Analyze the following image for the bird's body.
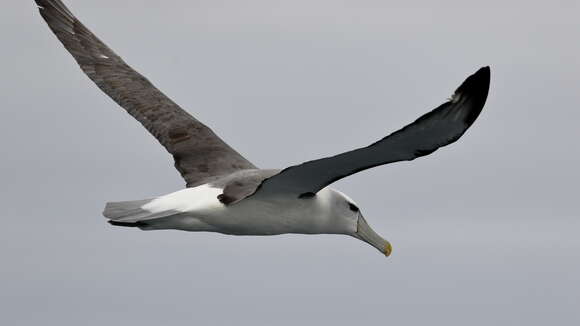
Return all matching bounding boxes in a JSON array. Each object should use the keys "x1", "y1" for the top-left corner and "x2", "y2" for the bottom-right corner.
[
  {"x1": 34, "y1": 0, "x2": 490, "y2": 256},
  {"x1": 105, "y1": 171, "x2": 357, "y2": 237}
]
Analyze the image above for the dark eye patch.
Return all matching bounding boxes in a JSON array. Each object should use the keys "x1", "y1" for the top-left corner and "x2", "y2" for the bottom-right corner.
[{"x1": 348, "y1": 202, "x2": 359, "y2": 212}]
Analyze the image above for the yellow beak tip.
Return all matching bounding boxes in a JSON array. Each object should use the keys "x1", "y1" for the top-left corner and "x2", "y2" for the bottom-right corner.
[{"x1": 384, "y1": 242, "x2": 393, "y2": 257}]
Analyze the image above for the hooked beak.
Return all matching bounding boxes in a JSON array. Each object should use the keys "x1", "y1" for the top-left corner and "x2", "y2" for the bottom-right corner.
[{"x1": 354, "y1": 216, "x2": 392, "y2": 257}]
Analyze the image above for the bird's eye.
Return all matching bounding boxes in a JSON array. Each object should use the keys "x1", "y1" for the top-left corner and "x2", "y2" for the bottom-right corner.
[{"x1": 348, "y1": 202, "x2": 359, "y2": 212}]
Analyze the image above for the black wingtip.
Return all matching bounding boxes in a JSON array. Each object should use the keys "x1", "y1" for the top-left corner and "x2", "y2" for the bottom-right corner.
[
  {"x1": 34, "y1": 0, "x2": 75, "y2": 18},
  {"x1": 34, "y1": 0, "x2": 45, "y2": 12},
  {"x1": 456, "y1": 66, "x2": 490, "y2": 96},
  {"x1": 454, "y1": 66, "x2": 491, "y2": 125},
  {"x1": 34, "y1": 0, "x2": 49, "y2": 10}
]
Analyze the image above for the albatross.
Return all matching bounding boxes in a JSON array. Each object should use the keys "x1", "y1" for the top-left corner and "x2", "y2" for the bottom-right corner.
[{"x1": 35, "y1": 0, "x2": 490, "y2": 257}]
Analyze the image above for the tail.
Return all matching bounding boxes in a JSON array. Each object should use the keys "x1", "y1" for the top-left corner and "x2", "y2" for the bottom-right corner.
[{"x1": 103, "y1": 198, "x2": 177, "y2": 227}]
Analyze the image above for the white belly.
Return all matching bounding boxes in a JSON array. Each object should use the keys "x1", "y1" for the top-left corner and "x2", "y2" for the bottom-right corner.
[{"x1": 141, "y1": 185, "x2": 342, "y2": 235}]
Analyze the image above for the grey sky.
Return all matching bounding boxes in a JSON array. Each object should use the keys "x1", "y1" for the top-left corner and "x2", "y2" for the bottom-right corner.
[{"x1": 1, "y1": 1, "x2": 579, "y2": 325}]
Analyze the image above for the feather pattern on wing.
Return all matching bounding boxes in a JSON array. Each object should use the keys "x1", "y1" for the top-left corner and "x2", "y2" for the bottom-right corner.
[
  {"x1": 247, "y1": 67, "x2": 490, "y2": 199},
  {"x1": 35, "y1": 0, "x2": 256, "y2": 186}
]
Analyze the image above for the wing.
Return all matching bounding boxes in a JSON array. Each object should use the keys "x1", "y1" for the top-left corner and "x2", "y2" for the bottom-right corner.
[
  {"x1": 34, "y1": 0, "x2": 256, "y2": 187},
  {"x1": 249, "y1": 67, "x2": 490, "y2": 199}
]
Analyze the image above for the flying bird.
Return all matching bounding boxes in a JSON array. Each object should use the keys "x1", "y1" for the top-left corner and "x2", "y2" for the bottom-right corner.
[{"x1": 35, "y1": 0, "x2": 490, "y2": 257}]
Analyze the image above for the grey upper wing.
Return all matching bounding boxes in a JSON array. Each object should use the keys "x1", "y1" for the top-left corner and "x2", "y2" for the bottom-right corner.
[
  {"x1": 34, "y1": 0, "x2": 256, "y2": 187},
  {"x1": 249, "y1": 67, "x2": 490, "y2": 199}
]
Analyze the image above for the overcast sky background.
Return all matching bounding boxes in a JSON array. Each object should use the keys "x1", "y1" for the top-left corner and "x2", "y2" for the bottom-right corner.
[{"x1": 1, "y1": 1, "x2": 579, "y2": 325}]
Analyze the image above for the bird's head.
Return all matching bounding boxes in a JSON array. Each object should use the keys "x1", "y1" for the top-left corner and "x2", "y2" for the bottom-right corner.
[{"x1": 325, "y1": 189, "x2": 392, "y2": 257}]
